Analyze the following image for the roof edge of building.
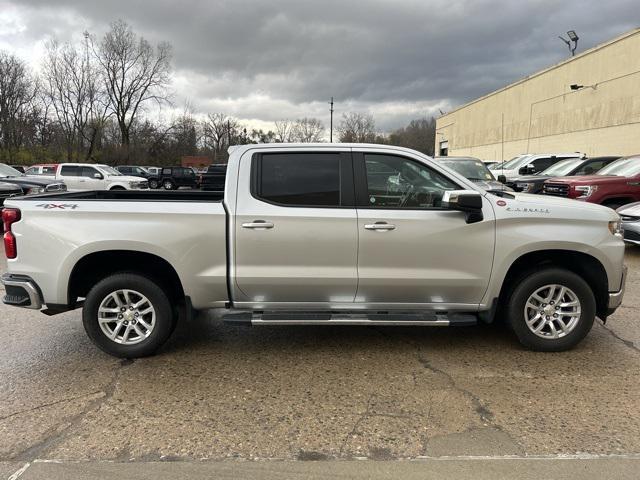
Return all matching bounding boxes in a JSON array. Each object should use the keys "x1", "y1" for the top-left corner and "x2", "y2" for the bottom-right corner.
[{"x1": 437, "y1": 27, "x2": 640, "y2": 122}]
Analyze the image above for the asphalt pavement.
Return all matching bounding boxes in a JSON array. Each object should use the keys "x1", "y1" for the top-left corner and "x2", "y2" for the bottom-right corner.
[{"x1": 1, "y1": 246, "x2": 639, "y2": 478}]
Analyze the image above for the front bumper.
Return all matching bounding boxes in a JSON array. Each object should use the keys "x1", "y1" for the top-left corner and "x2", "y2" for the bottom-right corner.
[
  {"x1": 607, "y1": 265, "x2": 627, "y2": 311},
  {"x1": 1, "y1": 273, "x2": 43, "y2": 309}
]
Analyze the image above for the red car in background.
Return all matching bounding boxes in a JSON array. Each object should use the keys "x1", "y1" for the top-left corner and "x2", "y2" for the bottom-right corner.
[{"x1": 542, "y1": 155, "x2": 640, "y2": 209}]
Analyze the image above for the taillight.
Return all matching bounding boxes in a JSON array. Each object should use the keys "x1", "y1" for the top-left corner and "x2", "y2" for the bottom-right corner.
[{"x1": 2, "y1": 208, "x2": 20, "y2": 259}]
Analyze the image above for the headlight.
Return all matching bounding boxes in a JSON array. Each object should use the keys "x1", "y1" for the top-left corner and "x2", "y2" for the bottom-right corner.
[
  {"x1": 609, "y1": 220, "x2": 623, "y2": 237},
  {"x1": 25, "y1": 186, "x2": 45, "y2": 195},
  {"x1": 575, "y1": 185, "x2": 597, "y2": 198},
  {"x1": 516, "y1": 182, "x2": 535, "y2": 192}
]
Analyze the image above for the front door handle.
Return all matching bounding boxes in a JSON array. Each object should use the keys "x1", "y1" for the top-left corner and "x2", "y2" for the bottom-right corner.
[
  {"x1": 364, "y1": 222, "x2": 396, "y2": 231},
  {"x1": 242, "y1": 220, "x2": 274, "y2": 229}
]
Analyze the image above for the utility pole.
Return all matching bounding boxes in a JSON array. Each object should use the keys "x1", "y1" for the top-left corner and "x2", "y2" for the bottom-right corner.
[
  {"x1": 329, "y1": 97, "x2": 334, "y2": 142},
  {"x1": 227, "y1": 120, "x2": 232, "y2": 147}
]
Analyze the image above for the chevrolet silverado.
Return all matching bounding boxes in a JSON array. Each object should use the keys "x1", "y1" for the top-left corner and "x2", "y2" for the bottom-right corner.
[{"x1": 1, "y1": 144, "x2": 627, "y2": 357}]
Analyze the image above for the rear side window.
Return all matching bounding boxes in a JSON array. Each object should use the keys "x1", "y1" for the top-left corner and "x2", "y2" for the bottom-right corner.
[
  {"x1": 253, "y1": 153, "x2": 343, "y2": 207},
  {"x1": 162, "y1": 168, "x2": 171, "y2": 175},
  {"x1": 60, "y1": 165, "x2": 79, "y2": 176}
]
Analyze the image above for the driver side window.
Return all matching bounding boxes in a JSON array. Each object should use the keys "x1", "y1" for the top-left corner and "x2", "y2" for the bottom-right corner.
[{"x1": 364, "y1": 154, "x2": 458, "y2": 208}]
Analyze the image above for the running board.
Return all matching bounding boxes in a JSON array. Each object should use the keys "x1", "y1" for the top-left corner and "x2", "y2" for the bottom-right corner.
[{"x1": 223, "y1": 311, "x2": 477, "y2": 327}]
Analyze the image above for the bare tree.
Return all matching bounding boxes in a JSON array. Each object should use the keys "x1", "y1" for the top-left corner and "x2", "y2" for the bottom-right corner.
[
  {"x1": 0, "y1": 51, "x2": 38, "y2": 160},
  {"x1": 202, "y1": 113, "x2": 240, "y2": 160},
  {"x1": 95, "y1": 20, "x2": 172, "y2": 155},
  {"x1": 291, "y1": 117, "x2": 324, "y2": 143},
  {"x1": 337, "y1": 112, "x2": 378, "y2": 143},
  {"x1": 43, "y1": 35, "x2": 110, "y2": 161},
  {"x1": 389, "y1": 117, "x2": 436, "y2": 156},
  {"x1": 274, "y1": 119, "x2": 293, "y2": 143}
]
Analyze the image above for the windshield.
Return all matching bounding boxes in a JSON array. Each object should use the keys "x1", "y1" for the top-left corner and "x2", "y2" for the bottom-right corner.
[
  {"x1": 97, "y1": 165, "x2": 122, "y2": 176},
  {"x1": 496, "y1": 154, "x2": 531, "y2": 170},
  {"x1": 597, "y1": 157, "x2": 640, "y2": 176},
  {"x1": 0, "y1": 163, "x2": 25, "y2": 177},
  {"x1": 540, "y1": 158, "x2": 584, "y2": 176},
  {"x1": 441, "y1": 159, "x2": 494, "y2": 181}
]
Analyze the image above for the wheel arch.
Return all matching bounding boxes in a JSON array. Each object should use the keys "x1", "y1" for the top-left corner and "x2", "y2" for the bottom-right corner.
[
  {"x1": 498, "y1": 249, "x2": 609, "y2": 319},
  {"x1": 68, "y1": 250, "x2": 185, "y2": 307}
]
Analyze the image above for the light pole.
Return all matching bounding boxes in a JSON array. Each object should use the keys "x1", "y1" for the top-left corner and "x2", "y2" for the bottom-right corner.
[
  {"x1": 329, "y1": 97, "x2": 334, "y2": 142},
  {"x1": 559, "y1": 30, "x2": 579, "y2": 56}
]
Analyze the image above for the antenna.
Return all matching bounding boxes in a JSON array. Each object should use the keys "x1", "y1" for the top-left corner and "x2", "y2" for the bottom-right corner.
[{"x1": 329, "y1": 97, "x2": 334, "y2": 142}]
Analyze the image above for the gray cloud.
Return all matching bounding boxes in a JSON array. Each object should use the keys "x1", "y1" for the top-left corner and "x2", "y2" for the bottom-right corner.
[{"x1": 3, "y1": 0, "x2": 639, "y2": 132}]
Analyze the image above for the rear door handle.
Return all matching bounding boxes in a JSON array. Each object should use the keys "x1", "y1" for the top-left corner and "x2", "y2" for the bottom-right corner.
[
  {"x1": 364, "y1": 222, "x2": 396, "y2": 231},
  {"x1": 242, "y1": 220, "x2": 274, "y2": 229}
]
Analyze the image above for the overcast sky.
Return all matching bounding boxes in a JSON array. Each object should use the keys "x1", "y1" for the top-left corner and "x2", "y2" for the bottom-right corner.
[{"x1": 1, "y1": 0, "x2": 638, "y2": 133}]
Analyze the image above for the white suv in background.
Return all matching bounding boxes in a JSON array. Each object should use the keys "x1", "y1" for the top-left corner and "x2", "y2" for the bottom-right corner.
[
  {"x1": 52, "y1": 164, "x2": 149, "y2": 191},
  {"x1": 489, "y1": 153, "x2": 584, "y2": 180}
]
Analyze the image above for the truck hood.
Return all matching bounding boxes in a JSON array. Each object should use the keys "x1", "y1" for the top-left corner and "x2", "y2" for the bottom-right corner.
[
  {"x1": 510, "y1": 175, "x2": 550, "y2": 183},
  {"x1": 0, "y1": 176, "x2": 63, "y2": 187},
  {"x1": 506, "y1": 192, "x2": 618, "y2": 220},
  {"x1": 545, "y1": 174, "x2": 625, "y2": 185}
]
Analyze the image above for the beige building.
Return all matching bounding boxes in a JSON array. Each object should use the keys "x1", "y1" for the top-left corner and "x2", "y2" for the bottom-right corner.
[{"x1": 435, "y1": 29, "x2": 640, "y2": 161}]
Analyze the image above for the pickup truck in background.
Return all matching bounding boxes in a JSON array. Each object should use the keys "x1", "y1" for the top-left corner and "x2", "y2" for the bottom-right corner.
[
  {"x1": 1, "y1": 144, "x2": 626, "y2": 358},
  {"x1": 200, "y1": 164, "x2": 227, "y2": 191},
  {"x1": 543, "y1": 155, "x2": 640, "y2": 209},
  {"x1": 0, "y1": 163, "x2": 67, "y2": 196},
  {"x1": 508, "y1": 156, "x2": 621, "y2": 194}
]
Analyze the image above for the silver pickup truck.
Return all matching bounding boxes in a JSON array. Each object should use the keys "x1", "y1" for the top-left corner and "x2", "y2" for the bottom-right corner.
[{"x1": 1, "y1": 144, "x2": 627, "y2": 357}]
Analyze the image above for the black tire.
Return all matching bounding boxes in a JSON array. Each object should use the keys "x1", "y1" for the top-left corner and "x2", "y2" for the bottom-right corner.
[
  {"x1": 149, "y1": 179, "x2": 159, "y2": 189},
  {"x1": 506, "y1": 267, "x2": 596, "y2": 352},
  {"x1": 163, "y1": 180, "x2": 175, "y2": 190},
  {"x1": 82, "y1": 273, "x2": 175, "y2": 358}
]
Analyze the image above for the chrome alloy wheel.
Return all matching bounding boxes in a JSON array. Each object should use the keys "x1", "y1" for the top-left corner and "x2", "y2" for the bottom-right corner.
[
  {"x1": 98, "y1": 289, "x2": 156, "y2": 345},
  {"x1": 524, "y1": 284, "x2": 581, "y2": 339}
]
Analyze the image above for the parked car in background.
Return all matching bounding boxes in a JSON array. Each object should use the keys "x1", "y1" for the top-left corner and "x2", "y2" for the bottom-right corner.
[
  {"x1": 1, "y1": 143, "x2": 626, "y2": 358},
  {"x1": 543, "y1": 155, "x2": 640, "y2": 209},
  {"x1": 115, "y1": 165, "x2": 153, "y2": 179},
  {"x1": 52, "y1": 163, "x2": 148, "y2": 191},
  {"x1": 435, "y1": 156, "x2": 512, "y2": 192},
  {"x1": 490, "y1": 153, "x2": 583, "y2": 181},
  {"x1": 617, "y1": 202, "x2": 640, "y2": 245},
  {"x1": 0, "y1": 181, "x2": 23, "y2": 206},
  {"x1": 508, "y1": 156, "x2": 621, "y2": 193},
  {"x1": 0, "y1": 163, "x2": 66, "y2": 195},
  {"x1": 149, "y1": 166, "x2": 198, "y2": 190},
  {"x1": 199, "y1": 164, "x2": 227, "y2": 191},
  {"x1": 24, "y1": 164, "x2": 58, "y2": 176}
]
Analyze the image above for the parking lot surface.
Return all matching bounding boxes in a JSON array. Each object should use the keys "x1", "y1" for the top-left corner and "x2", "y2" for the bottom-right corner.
[{"x1": 1, "y1": 247, "x2": 639, "y2": 467}]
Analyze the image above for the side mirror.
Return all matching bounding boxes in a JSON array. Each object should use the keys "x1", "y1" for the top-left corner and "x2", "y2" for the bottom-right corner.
[
  {"x1": 497, "y1": 174, "x2": 507, "y2": 183},
  {"x1": 442, "y1": 190, "x2": 484, "y2": 224},
  {"x1": 93, "y1": 172, "x2": 103, "y2": 179},
  {"x1": 519, "y1": 164, "x2": 535, "y2": 175}
]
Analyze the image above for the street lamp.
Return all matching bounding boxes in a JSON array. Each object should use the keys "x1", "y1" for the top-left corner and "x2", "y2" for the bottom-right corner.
[{"x1": 559, "y1": 30, "x2": 579, "y2": 56}]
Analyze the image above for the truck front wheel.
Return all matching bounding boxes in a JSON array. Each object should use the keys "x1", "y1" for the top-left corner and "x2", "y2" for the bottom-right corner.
[
  {"x1": 506, "y1": 268, "x2": 596, "y2": 351},
  {"x1": 83, "y1": 273, "x2": 174, "y2": 358}
]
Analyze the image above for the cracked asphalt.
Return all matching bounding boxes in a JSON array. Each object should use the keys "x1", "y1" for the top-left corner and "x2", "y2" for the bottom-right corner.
[{"x1": 1, "y1": 247, "x2": 639, "y2": 469}]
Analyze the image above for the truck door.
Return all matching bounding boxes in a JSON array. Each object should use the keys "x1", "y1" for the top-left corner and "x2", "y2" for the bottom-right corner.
[
  {"x1": 353, "y1": 151, "x2": 495, "y2": 307},
  {"x1": 234, "y1": 150, "x2": 358, "y2": 306},
  {"x1": 58, "y1": 165, "x2": 82, "y2": 191}
]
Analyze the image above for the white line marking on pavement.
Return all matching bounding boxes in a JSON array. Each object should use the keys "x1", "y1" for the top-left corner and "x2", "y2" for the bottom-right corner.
[{"x1": 7, "y1": 463, "x2": 30, "y2": 480}]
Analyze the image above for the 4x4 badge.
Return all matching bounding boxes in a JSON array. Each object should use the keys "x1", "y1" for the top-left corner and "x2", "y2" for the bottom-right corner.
[{"x1": 35, "y1": 203, "x2": 79, "y2": 210}]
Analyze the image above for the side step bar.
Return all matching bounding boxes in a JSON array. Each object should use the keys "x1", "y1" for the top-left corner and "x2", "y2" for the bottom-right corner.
[{"x1": 223, "y1": 311, "x2": 477, "y2": 327}]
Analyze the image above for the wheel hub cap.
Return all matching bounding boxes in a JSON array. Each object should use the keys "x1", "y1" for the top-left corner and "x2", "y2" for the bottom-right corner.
[
  {"x1": 524, "y1": 284, "x2": 581, "y2": 339},
  {"x1": 98, "y1": 289, "x2": 156, "y2": 345}
]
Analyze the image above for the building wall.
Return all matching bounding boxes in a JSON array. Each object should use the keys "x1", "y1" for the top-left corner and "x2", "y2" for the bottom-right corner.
[{"x1": 435, "y1": 29, "x2": 640, "y2": 161}]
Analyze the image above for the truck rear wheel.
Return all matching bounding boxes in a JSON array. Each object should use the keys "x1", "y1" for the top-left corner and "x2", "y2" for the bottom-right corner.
[
  {"x1": 506, "y1": 268, "x2": 596, "y2": 351},
  {"x1": 82, "y1": 273, "x2": 174, "y2": 358}
]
